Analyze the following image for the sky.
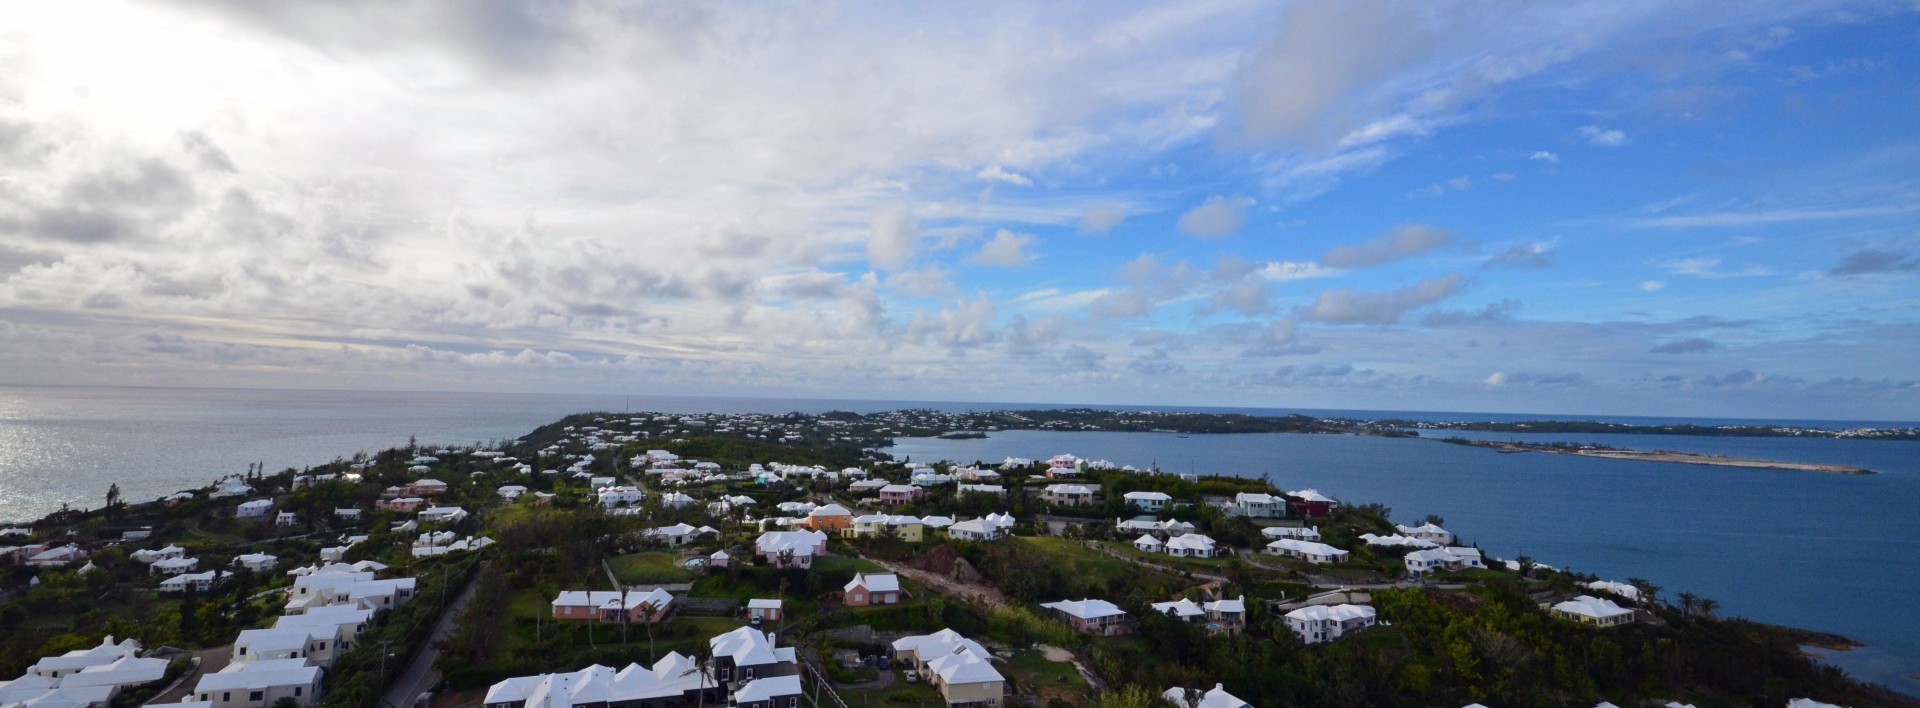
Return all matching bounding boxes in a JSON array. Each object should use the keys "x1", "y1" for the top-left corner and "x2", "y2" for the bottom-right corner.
[{"x1": 1, "y1": 1, "x2": 1917, "y2": 421}]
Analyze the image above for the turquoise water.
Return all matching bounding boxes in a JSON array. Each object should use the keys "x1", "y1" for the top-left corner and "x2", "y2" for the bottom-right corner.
[
  {"x1": 1, "y1": 384, "x2": 1915, "y2": 693},
  {"x1": 887, "y1": 429, "x2": 1920, "y2": 696}
]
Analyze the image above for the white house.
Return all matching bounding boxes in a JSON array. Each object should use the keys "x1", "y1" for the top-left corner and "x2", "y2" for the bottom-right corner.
[
  {"x1": 25, "y1": 545, "x2": 86, "y2": 567},
  {"x1": 1403, "y1": 547, "x2": 1485, "y2": 578},
  {"x1": 1123, "y1": 491, "x2": 1173, "y2": 512},
  {"x1": 418, "y1": 506, "x2": 469, "y2": 524},
  {"x1": 658, "y1": 492, "x2": 696, "y2": 508},
  {"x1": 1552, "y1": 595, "x2": 1635, "y2": 627},
  {"x1": 233, "y1": 553, "x2": 278, "y2": 572},
  {"x1": 1359, "y1": 533, "x2": 1437, "y2": 549},
  {"x1": 598, "y1": 486, "x2": 646, "y2": 508},
  {"x1": 1134, "y1": 534, "x2": 1165, "y2": 553},
  {"x1": 1229, "y1": 492, "x2": 1286, "y2": 518},
  {"x1": 1260, "y1": 526, "x2": 1322, "y2": 542},
  {"x1": 159, "y1": 570, "x2": 229, "y2": 594},
  {"x1": 946, "y1": 518, "x2": 1008, "y2": 542},
  {"x1": 1284, "y1": 604, "x2": 1377, "y2": 644},
  {"x1": 747, "y1": 598, "x2": 783, "y2": 624},
  {"x1": 1396, "y1": 523, "x2": 1454, "y2": 545},
  {"x1": 1041, "y1": 484, "x2": 1097, "y2": 507},
  {"x1": 275, "y1": 511, "x2": 299, "y2": 527},
  {"x1": 25, "y1": 635, "x2": 144, "y2": 678},
  {"x1": 234, "y1": 625, "x2": 343, "y2": 667},
  {"x1": 645, "y1": 522, "x2": 699, "y2": 548},
  {"x1": 190, "y1": 658, "x2": 323, "y2": 707},
  {"x1": 1586, "y1": 580, "x2": 1642, "y2": 603},
  {"x1": 1265, "y1": 539, "x2": 1349, "y2": 564},
  {"x1": 1163, "y1": 684, "x2": 1252, "y2": 708},
  {"x1": 1041, "y1": 598, "x2": 1131, "y2": 636},
  {"x1": 497, "y1": 485, "x2": 529, "y2": 500},
  {"x1": 236, "y1": 499, "x2": 274, "y2": 518},
  {"x1": 150, "y1": 556, "x2": 200, "y2": 576},
  {"x1": 131, "y1": 545, "x2": 187, "y2": 565},
  {"x1": 1164, "y1": 534, "x2": 1219, "y2": 558}
]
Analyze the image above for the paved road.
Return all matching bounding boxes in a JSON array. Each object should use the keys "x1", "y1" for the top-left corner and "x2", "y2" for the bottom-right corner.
[
  {"x1": 145, "y1": 646, "x2": 231, "y2": 705},
  {"x1": 380, "y1": 570, "x2": 482, "y2": 708}
]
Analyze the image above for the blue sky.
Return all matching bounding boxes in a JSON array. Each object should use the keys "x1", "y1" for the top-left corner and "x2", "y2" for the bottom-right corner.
[{"x1": 0, "y1": 1, "x2": 1916, "y2": 420}]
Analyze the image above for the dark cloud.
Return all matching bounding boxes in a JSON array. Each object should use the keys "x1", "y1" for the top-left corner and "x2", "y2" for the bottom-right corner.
[
  {"x1": 1481, "y1": 241, "x2": 1553, "y2": 269},
  {"x1": 1696, "y1": 369, "x2": 1764, "y2": 387},
  {"x1": 1061, "y1": 344, "x2": 1105, "y2": 369},
  {"x1": 1321, "y1": 225, "x2": 1453, "y2": 269},
  {"x1": 28, "y1": 207, "x2": 134, "y2": 243},
  {"x1": 181, "y1": 132, "x2": 237, "y2": 173},
  {"x1": 1421, "y1": 299, "x2": 1519, "y2": 327},
  {"x1": 1301, "y1": 273, "x2": 1463, "y2": 324},
  {"x1": 177, "y1": 0, "x2": 595, "y2": 74},
  {"x1": 1829, "y1": 248, "x2": 1918, "y2": 276},
  {"x1": 1651, "y1": 337, "x2": 1718, "y2": 354}
]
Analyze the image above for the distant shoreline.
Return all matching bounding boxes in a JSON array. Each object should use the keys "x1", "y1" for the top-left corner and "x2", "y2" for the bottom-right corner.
[{"x1": 1430, "y1": 437, "x2": 1875, "y2": 475}]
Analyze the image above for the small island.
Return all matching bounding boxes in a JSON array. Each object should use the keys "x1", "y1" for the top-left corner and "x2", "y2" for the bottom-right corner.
[{"x1": 1430, "y1": 437, "x2": 1877, "y2": 475}]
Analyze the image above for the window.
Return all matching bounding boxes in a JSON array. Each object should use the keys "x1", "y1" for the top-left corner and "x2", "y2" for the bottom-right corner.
[
  {"x1": 222, "y1": 692, "x2": 230, "y2": 701},
  {"x1": 745, "y1": 667, "x2": 756, "y2": 679},
  {"x1": 295, "y1": 687, "x2": 303, "y2": 696},
  {"x1": 250, "y1": 691, "x2": 264, "y2": 701},
  {"x1": 720, "y1": 667, "x2": 731, "y2": 681}
]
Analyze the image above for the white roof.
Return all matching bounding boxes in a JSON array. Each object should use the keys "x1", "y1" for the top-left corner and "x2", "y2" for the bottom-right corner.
[
  {"x1": 194, "y1": 659, "x2": 320, "y2": 693},
  {"x1": 809, "y1": 503, "x2": 852, "y2": 517},
  {"x1": 1285, "y1": 604, "x2": 1376, "y2": 622},
  {"x1": 1204, "y1": 596, "x2": 1246, "y2": 614},
  {"x1": 1134, "y1": 534, "x2": 1163, "y2": 547},
  {"x1": 710, "y1": 626, "x2": 785, "y2": 667},
  {"x1": 747, "y1": 598, "x2": 782, "y2": 609},
  {"x1": 879, "y1": 484, "x2": 917, "y2": 493},
  {"x1": 1267, "y1": 539, "x2": 1347, "y2": 556},
  {"x1": 1586, "y1": 580, "x2": 1641, "y2": 600},
  {"x1": 1041, "y1": 598, "x2": 1126, "y2": 620},
  {"x1": 1165, "y1": 534, "x2": 1216, "y2": 552},
  {"x1": 28, "y1": 636, "x2": 141, "y2": 674},
  {"x1": 1150, "y1": 598, "x2": 1205, "y2": 618},
  {"x1": 1123, "y1": 491, "x2": 1172, "y2": 501},
  {"x1": 928, "y1": 649, "x2": 1003, "y2": 685},
  {"x1": 1288, "y1": 489, "x2": 1337, "y2": 503},
  {"x1": 1234, "y1": 492, "x2": 1280, "y2": 503},
  {"x1": 1044, "y1": 484, "x2": 1094, "y2": 494},
  {"x1": 845, "y1": 573, "x2": 900, "y2": 594},
  {"x1": 1553, "y1": 595, "x2": 1633, "y2": 620},
  {"x1": 1163, "y1": 684, "x2": 1251, "y2": 708},
  {"x1": 733, "y1": 675, "x2": 801, "y2": 703}
]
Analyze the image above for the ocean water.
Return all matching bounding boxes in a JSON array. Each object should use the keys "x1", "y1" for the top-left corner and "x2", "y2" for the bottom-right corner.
[
  {"x1": 887, "y1": 430, "x2": 1920, "y2": 696},
  {"x1": 1, "y1": 384, "x2": 1915, "y2": 693}
]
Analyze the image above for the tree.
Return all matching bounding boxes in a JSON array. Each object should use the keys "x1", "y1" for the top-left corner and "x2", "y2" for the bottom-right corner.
[
  {"x1": 1696, "y1": 597, "x2": 1719, "y2": 619},
  {"x1": 104, "y1": 484, "x2": 122, "y2": 520},
  {"x1": 1676, "y1": 591, "x2": 1700, "y2": 617}
]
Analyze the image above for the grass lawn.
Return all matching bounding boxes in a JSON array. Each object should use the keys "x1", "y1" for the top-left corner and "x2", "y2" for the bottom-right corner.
[
  {"x1": 812, "y1": 555, "x2": 885, "y2": 575},
  {"x1": 609, "y1": 552, "x2": 696, "y2": 584},
  {"x1": 1016, "y1": 537, "x2": 1172, "y2": 591},
  {"x1": 1001, "y1": 649, "x2": 1091, "y2": 706}
]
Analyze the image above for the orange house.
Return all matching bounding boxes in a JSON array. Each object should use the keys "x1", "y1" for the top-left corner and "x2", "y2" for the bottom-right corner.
[{"x1": 805, "y1": 503, "x2": 853, "y2": 532}]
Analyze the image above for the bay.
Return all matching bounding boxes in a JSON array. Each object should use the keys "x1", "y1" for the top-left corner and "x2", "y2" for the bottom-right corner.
[{"x1": 887, "y1": 429, "x2": 1920, "y2": 696}]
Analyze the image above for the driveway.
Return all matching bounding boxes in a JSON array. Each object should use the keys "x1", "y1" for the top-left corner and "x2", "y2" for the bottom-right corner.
[{"x1": 145, "y1": 645, "x2": 231, "y2": 705}]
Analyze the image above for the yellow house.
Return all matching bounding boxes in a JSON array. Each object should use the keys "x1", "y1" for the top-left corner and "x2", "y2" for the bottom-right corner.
[
  {"x1": 884, "y1": 516, "x2": 924, "y2": 543},
  {"x1": 842, "y1": 514, "x2": 923, "y2": 543}
]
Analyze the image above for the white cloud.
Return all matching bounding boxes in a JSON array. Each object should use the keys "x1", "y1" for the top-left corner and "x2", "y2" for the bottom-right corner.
[
  {"x1": 975, "y1": 165, "x2": 1032, "y2": 186},
  {"x1": 1529, "y1": 151, "x2": 1560, "y2": 163},
  {"x1": 1176, "y1": 196, "x2": 1253, "y2": 238},
  {"x1": 869, "y1": 206, "x2": 920, "y2": 271},
  {"x1": 1484, "y1": 371, "x2": 1508, "y2": 387},
  {"x1": 1641, "y1": 280, "x2": 1666, "y2": 292},
  {"x1": 1579, "y1": 124, "x2": 1629, "y2": 147},
  {"x1": 1077, "y1": 202, "x2": 1126, "y2": 234},
  {"x1": 968, "y1": 229, "x2": 1036, "y2": 268}
]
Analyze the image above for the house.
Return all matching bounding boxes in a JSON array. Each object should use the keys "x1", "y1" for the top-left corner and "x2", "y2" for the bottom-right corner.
[
  {"x1": 957, "y1": 484, "x2": 1005, "y2": 497},
  {"x1": 1134, "y1": 534, "x2": 1164, "y2": 553},
  {"x1": 879, "y1": 484, "x2": 923, "y2": 505},
  {"x1": 804, "y1": 504, "x2": 854, "y2": 532},
  {"x1": 1284, "y1": 604, "x2": 1376, "y2": 644},
  {"x1": 1552, "y1": 595, "x2": 1635, "y2": 627},
  {"x1": 159, "y1": 570, "x2": 230, "y2": 594},
  {"x1": 482, "y1": 654, "x2": 722, "y2": 708},
  {"x1": 1228, "y1": 492, "x2": 1285, "y2": 518},
  {"x1": 1045, "y1": 454, "x2": 1083, "y2": 477},
  {"x1": 919, "y1": 516, "x2": 955, "y2": 532},
  {"x1": 1040, "y1": 484, "x2": 1096, "y2": 507},
  {"x1": 709, "y1": 626, "x2": 800, "y2": 691},
  {"x1": 644, "y1": 522, "x2": 698, "y2": 547},
  {"x1": 1149, "y1": 598, "x2": 1204, "y2": 623},
  {"x1": 843, "y1": 573, "x2": 902, "y2": 607},
  {"x1": 658, "y1": 492, "x2": 696, "y2": 508},
  {"x1": 747, "y1": 599, "x2": 783, "y2": 624},
  {"x1": 548, "y1": 589, "x2": 674, "y2": 623},
  {"x1": 120, "y1": 527, "x2": 151, "y2": 541},
  {"x1": 234, "y1": 625, "x2": 343, "y2": 667},
  {"x1": 1123, "y1": 491, "x2": 1173, "y2": 512},
  {"x1": 233, "y1": 553, "x2": 278, "y2": 572},
  {"x1": 333, "y1": 508, "x2": 361, "y2": 521},
  {"x1": 1359, "y1": 533, "x2": 1437, "y2": 549},
  {"x1": 755, "y1": 530, "x2": 827, "y2": 568},
  {"x1": 891, "y1": 629, "x2": 1004, "y2": 707},
  {"x1": 392, "y1": 478, "x2": 448, "y2": 496},
  {"x1": 26, "y1": 544, "x2": 87, "y2": 567},
  {"x1": 1396, "y1": 523, "x2": 1454, "y2": 545},
  {"x1": 236, "y1": 499, "x2": 275, "y2": 518},
  {"x1": 1204, "y1": 596, "x2": 1247, "y2": 634},
  {"x1": 1265, "y1": 539, "x2": 1349, "y2": 564},
  {"x1": 190, "y1": 658, "x2": 323, "y2": 707},
  {"x1": 947, "y1": 516, "x2": 1010, "y2": 542},
  {"x1": 884, "y1": 515, "x2": 926, "y2": 542},
  {"x1": 211, "y1": 477, "x2": 253, "y2": 498},
  {"x1": 1260, "y1": 525, "x2": 1322, "y2": 542},
  {"x1": 1164, "y1": 534, "x2": 1218, "y2": 558},
  {"x1": 131, "y1": 544, "x2": 187, "y2": 565},
  {"x1": 375, "y1": 497, "x2": 424, "y2": 513},
  {"x1": 275, "y1": 511, "x2": 299, "y2": 527},
  {"x1": 1040, "y1": 599, "x2": 1131, "y2": 636},
  {"x1": 418, "y1": 506, "x2": 468, "y2": 524},
  {"x1": 1403, "y1": 547, "x2": 1485, "y2": 578},
  {"x1": 597, "y1": 486, "x2": 646, "y2": 508},
  {"x1": 731, "y1": 675, "x2": 803, "y2": 708},
  {"x1": 848, "y1": 479, "x2": 889, "y2": 494},
  {"x1": 845, "y1": 514, "x2": 887, "y2": 538},
  {"x1": 1586, "y1": 580, "x2": 1642, "y2": 603},
  {"x1": 1163, "y1": 684, "x2": 1252, "y2": 708},
  {"x1": 25, "y1": 636, "x2": 143, "y2": 678},
  {"x1": 1284, "y1": 489, "x2": 1340, "y2": 518},
  {"x1": 709, "y1": 550, "x2": 731, "y2": 568},
  {"x1": 150, "y1": 556, "x2": 199, "y2": 575},
  {"x1": 274, "y1": 605, "x2": 374, "y2": 648}
]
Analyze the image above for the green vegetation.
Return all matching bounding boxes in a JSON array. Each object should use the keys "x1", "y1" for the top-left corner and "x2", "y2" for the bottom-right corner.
[{"x1": 608, "y1": 552, "x2": 696, "y2": 585}]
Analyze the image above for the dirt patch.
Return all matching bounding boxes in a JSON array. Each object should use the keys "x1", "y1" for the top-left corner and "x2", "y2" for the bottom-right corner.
[
  {"x1": 864, "y1": 555, "x2": 1008, "y2": 609},
  {"x1": 1037, "y1": 644, "x2": 1106, "y2": 692}
]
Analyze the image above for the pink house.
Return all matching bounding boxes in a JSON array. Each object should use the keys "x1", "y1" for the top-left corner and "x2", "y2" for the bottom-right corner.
[{"x1": 878, "y1": 485, "x2": 924, "y2": 506}]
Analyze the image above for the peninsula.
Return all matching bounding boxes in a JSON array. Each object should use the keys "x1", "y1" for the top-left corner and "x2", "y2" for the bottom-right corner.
[{"x1": 1429, "y1": 437, "x2": 1877, "y2": 475}]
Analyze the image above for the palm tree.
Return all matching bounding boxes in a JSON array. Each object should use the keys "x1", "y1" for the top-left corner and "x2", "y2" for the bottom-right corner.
[
  {"x1": 1626, "y1": 577, "x2": 1660, "y2": 606},
  {"x1": 1676, "y1": 592, "x2": 1700, "y2": 617},
  {"x1": 682, "y1": 642, "x2": 716, "y2": 708},
  {"x1": 1697, "y1": 598, "x2": 1719, "y2": 619}
]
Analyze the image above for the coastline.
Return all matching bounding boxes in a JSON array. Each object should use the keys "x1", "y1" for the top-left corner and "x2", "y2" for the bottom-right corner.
[{"x1": 1428, "y1": 437, "x2": 1875, "y2": 475}]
